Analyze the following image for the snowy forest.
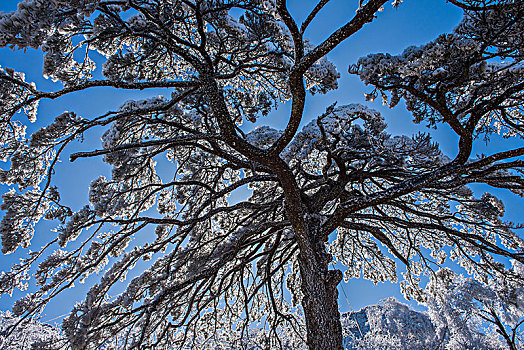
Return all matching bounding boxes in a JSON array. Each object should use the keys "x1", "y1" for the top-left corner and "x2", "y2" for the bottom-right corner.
[{"x1": 0, "y1": 0, "x2": 523, "y2": 349}]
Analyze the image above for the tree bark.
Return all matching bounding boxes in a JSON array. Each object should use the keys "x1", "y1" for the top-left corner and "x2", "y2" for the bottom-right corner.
[
  {"x1": 298, "y1": 225, "x2": 344, "y2": 350},
  {"x1": 265, "y1": 153, "x2": 345, "y2": 349}
]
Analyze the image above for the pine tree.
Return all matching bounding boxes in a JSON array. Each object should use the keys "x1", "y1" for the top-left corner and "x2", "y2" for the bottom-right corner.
[{"x1": 0, "y1": 0, "x2": 522, "y2": 348}]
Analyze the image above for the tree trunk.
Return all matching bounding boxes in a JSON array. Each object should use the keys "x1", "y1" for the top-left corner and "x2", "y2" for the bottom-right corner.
[
  {"x1": 273, "y1": 162, "x2": 344, "y2": 349},
  {"x1": 298, "y1": 245, "x2": 344, "y2": 350}
]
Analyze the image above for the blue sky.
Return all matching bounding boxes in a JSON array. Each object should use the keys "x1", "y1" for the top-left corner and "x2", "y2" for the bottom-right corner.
[{"x1": 0, "y1": 0, "x2": 521, "y2": 326}]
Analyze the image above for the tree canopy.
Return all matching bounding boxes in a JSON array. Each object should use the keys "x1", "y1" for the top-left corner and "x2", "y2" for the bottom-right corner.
[{"x1": 0, "y1": 0, "x2": 523, "y2": 349}]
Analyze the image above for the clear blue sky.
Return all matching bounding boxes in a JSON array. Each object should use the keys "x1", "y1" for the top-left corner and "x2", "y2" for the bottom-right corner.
[{"x1": 1, "y1": 0, "x2": 520, "y2": 326}]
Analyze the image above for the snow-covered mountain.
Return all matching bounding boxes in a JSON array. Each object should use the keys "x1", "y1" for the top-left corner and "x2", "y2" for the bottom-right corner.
[
  {"x1": 342, "y1": 297, "x2": 506, "y2": 350},
  {"x1": 342, "y1": 298, "x2": 437, "y2": 350}
]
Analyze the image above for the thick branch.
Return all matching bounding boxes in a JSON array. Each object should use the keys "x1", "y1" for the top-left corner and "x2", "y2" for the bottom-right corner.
[{"x1": 295, "y1": 0, "x2": 388, "y2": 75}]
